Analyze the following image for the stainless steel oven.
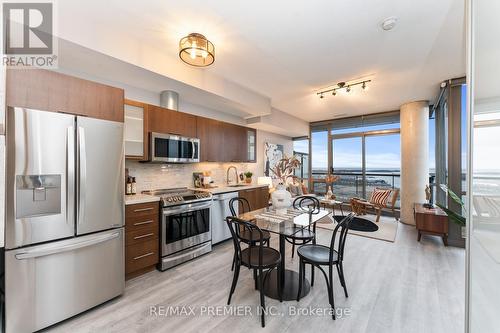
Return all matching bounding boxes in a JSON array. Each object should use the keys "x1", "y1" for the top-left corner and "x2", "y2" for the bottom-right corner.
[
  {"x1": 160, "y1": 200, "x2": 212, "y2": 270},
  {"x1": 149, "y1": 132, "x2": 200, "y2": 163}
]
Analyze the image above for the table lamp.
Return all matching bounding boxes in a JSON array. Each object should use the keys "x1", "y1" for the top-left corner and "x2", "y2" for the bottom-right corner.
[{"x1": 257, "y1": 176, "x2": 273, "y2": 191}]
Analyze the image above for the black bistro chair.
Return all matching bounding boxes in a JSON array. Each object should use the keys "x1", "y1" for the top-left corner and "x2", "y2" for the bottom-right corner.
[
  {"x1": 229, "y1": 197, "x2": 271, "y2": 271},
  {"x1": 296, "y1": 213, "x2": 355, "y2": 320},
  {"x1": 226, "y1": 216, "x2": 282, "y2": 327},
  {"x1": 285, "y1": 196, "x2": 321, "y2": 258}
]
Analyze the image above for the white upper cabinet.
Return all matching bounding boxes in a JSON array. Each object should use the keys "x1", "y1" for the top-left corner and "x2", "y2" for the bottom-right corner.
[{"x1": 124, "y1": 100, "x2": 146, "y2": 159}]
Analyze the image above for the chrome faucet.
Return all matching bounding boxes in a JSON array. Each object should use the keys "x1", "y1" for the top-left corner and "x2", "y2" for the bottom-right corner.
[{"x1": 226, "y1": 166, "x2": 239, "y2": 185}]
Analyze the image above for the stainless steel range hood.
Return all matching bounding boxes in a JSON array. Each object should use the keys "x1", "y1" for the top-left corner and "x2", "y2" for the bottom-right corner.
[{"x1": 160, "y1": 90, "x2": 179, "y2": 110}]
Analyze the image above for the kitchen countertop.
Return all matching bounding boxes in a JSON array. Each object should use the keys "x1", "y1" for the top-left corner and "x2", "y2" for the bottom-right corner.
[
  {"x1": 125, "y1": 184, "x2": 269, "y2": 204},
  {"x1": 193, "y1": 183, "x2": 269, "y2": 195},
  {"x1": 125, "y1": 194, "x2": 160, "y2": 205}
]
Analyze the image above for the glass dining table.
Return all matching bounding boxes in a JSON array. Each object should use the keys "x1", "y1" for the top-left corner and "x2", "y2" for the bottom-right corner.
[{"x1": 238, "y1": 207, "x2": 330, "y2": 301}]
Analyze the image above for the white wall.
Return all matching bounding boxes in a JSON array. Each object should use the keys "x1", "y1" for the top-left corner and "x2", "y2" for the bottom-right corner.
[{"x1": 247, "y1": 107, "x2": 310, "y2": 137}]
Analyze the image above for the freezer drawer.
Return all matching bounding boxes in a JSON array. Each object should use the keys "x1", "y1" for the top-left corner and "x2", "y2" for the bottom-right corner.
[{"x1": 5, "y1": 228, "x2": 125, "y2": 333}]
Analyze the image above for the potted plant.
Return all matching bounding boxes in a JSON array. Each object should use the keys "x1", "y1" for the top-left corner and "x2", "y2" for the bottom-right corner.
[
  {"x1": 244, "y1": 171, "x2": 253, "y2": 184},
  {"x1": 436, "y1": 184, "x2": 466, "y2": 236}
]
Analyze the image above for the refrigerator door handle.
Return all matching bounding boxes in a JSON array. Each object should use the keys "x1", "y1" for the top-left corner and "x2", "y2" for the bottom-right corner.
[
  {"x1": 14, "y1": 231, "x2": 121, "y2": 260},
  {"x1": 67, "y1": 126, "x2": 75, "y2": 223},
  {"x1": 78, "y1": 126, "x2": 87, "y2": 225}
]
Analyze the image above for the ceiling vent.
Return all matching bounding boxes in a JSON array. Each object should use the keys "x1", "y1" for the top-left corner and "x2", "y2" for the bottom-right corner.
[{"x1": 160, "y1": 90, "x2": 179, "y2": 111}]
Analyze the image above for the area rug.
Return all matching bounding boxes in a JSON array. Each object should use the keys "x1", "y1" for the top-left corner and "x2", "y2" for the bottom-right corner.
[{"x1": 316, "y1": 212, "x2": 399, "y2": 242}]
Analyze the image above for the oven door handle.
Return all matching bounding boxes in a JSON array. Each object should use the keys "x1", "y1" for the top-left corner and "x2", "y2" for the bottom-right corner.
[{"x1": 163, "y1": 202, "x2": 212, "y2": 216}]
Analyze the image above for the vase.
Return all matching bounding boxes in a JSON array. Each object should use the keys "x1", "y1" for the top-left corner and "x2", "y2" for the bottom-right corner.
[
  {"x1": 245, "y1": 177, "x2": 252, "y2": 184},
  {"x1": 325, "y1": 186, "x2": 333, "y2": 200},
  {"x1": 271, "y1": 183, "x2": 292, "y2": 214}
]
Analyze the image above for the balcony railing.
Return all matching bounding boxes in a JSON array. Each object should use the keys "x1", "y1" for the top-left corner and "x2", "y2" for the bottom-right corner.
[{"x1": 311, "y1": 171, "x2": 401, "y2": 207}]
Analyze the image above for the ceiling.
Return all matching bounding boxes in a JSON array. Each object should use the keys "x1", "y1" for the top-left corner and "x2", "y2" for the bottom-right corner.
[{"x1": 57, "y1": 0, "x2": 465, "y2": 122}]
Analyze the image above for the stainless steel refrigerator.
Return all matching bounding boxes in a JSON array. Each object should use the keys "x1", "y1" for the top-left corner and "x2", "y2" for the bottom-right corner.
[{"x1": 4, "y1": 107, "x2": 125, "y2": 333}]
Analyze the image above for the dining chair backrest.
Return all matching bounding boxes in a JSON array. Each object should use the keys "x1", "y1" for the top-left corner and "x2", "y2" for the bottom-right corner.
[
  {"x1": 293, "y1": 196, "x2": 321, "y2": 236},
  {"x1": 293, "y1": 195, "x2": 320, "y2": 214},
  {"x1": 229, "y1": 197, "x2": 251, "y2": 217},
  {"x1": 330, "y1": 213, "x2": 355, "y2": 263},
  {"x1": 226, "y1": 216, "x2": 265, "y2": 267}
]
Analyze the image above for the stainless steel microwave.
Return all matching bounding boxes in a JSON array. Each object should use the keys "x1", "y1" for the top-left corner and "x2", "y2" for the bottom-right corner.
[{"x1": 149, "y1": 132, "x2": 200, "y2": 163}]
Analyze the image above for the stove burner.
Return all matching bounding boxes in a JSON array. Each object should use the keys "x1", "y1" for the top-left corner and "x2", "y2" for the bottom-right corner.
[{"x1": 142, "y1": 187, "x2": 212, "y2": 207}]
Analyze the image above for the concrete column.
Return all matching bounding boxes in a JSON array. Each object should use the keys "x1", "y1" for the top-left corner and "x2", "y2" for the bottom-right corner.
[{"x1": 400, "y1": 101, "x2": 429, "y2": 225}]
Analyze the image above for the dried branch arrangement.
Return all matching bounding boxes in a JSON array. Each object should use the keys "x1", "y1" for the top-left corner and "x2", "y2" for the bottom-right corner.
[{"x1": 270, "y1": 155, "x2": 301, "y2": 184}]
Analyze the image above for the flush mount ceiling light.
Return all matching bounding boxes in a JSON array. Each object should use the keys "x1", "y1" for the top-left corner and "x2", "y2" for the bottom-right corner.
[
  {"x1": 179, "y1": 33, "x2": 215, "y2": 67},
  {"x1": 317, "y1": 80, "x2": 371, "y2": 99}
]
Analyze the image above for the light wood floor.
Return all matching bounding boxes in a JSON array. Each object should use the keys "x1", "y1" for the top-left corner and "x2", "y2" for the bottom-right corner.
[{"x1": 46, "y1": 221, "x2": 465, "y2": 333}]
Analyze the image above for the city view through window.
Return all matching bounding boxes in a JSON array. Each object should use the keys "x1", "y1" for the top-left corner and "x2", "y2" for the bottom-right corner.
[{"x1": 310, "y1": 129, "x2": 401, "y2": 205}]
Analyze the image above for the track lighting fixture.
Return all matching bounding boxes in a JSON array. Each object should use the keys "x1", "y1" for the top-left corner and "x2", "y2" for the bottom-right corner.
[{"x1": 317, "y1": 79, "x2": 371, "y2": 99}]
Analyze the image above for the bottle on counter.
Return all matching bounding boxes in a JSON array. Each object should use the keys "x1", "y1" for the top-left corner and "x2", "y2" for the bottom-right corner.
[
  {"x1": 131, "y1": 177, "x2": 137, "y2": 195},
  {"x1": 126, "y1": 177, "x2": 132, "y2": 195}
]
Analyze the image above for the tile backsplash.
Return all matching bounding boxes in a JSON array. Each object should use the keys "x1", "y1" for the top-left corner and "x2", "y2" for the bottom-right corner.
[{"x1": 126, "y1": 160, "x2": 261, "y2": 192}]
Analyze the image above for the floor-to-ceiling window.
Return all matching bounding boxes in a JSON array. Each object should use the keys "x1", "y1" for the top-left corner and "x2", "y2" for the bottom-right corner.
[
  {"x1": 433, "y1": 77, "x2": 467, "y2": 246},
  {"x1": 310, "y1": 112, "x2": 401, "y2": 203},
  {"x1": 310, "y1": 128, "x2": 329, "y2": 193},
  {"x1": 330, "y1": 128, "x2": 401, "y2": 203},
  {"x1": 365, "y1": 133, "x2": 401, "y2": 206},
  {"x1": 331, "y1": 136, "x2": 363, "y2": 199},
  {"x1": 293, "y1": 137, "x2": 309, "y2": 188}
]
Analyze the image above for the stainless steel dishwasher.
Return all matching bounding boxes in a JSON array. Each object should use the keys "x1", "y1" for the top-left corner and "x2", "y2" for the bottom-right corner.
[{"x1": 211, "y1": 192, "x2": 238, "y2": 244}]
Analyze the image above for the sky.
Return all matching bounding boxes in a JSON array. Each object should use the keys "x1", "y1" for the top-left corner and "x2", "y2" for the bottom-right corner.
[{"x1": 305, "y1": 127, "x2": 401, "y2": 171}]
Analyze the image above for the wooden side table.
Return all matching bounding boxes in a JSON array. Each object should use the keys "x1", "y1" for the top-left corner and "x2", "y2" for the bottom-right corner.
[
  {"x1": 414, "y1": 203, "x2": 449, "y2": 246},
  {"x1": 320, "y1": 198, "x2": 344, "y2": 216}
]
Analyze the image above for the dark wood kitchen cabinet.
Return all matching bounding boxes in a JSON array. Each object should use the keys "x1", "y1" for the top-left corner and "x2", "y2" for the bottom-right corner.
[
  {"x1": 222, "y1": 123, "x2": 249, "y2": 162},
  {"x1": 6, "y1": 68, "x2": 124, "y2": 122},
  {"x1": 147, "y1": 104, "x2": 197, "y2": 137},
  {"x1": 124, "y1": 100, "x2": 257, "y2": 163},
  {"x1": 197, "y1": 116, "x2": 224, "y2": 162},
  {"x1": 239, "y1": 186, "x2": 269, "y2": 211},
  {"x1": 125, "y1": 202, "x2": 160, "y2": 279},
  {"x1": 197, "y1": 117, "x2": 257, "y2": 163}
]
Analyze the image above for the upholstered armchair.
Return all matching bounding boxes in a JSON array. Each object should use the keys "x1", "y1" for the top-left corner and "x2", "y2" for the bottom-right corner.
[{"x1": 350, "y1": 188, "x2": 400, "y2": 222}]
